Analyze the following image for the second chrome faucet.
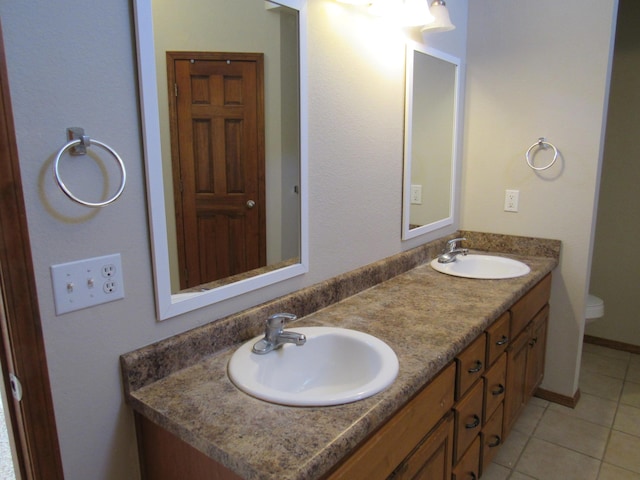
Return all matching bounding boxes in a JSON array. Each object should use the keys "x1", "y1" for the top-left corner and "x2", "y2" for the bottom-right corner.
[{"x1": 252, "y1": 313, "x2": 307, "y2": 355}]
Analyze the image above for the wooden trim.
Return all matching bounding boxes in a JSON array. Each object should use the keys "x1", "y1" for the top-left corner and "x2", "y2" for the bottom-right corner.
[
  {"x1": 583, "y1": 335, "x2": 640, "y2": 355},
  {"x1": 0, "y1": 21, "x2": 64, "y2": 479},
  {"x1": 535, "y1": 387, "x2": 581, "y2": 409}
]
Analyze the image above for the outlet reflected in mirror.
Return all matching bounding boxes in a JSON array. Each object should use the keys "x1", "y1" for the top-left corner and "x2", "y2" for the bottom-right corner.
[{"x1": 402, "y1": 44, "x2": 461, "y2": 240}]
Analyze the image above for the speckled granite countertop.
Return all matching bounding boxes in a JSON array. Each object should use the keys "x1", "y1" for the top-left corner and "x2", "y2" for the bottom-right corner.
[{"x1": 121, "y1": 232, "x2": 560, "y2": 480}]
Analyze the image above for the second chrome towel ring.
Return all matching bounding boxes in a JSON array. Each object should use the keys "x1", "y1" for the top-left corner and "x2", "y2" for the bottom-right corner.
[
  {"x1": 54, "y1": 130, "x2": 126, "y2": 208},
  {"x1": 525, "y1": 137, "x2": 558, "y2": 171}
]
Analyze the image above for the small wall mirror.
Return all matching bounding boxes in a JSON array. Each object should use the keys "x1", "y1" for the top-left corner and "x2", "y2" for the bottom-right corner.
[
  {"x1": 402, "y1": 44, "x2": 461, "y2": 240},
  {"x1": 134, "y1": 0, "x2": 308, "y2": 320}
]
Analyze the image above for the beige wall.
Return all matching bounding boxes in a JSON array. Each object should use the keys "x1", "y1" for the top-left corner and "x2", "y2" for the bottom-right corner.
[
  {"x1": 0, "y1": 1, "x2": 467, "y2": 478},
  {"x1": 462, "y1": 0, "x2": 618, "y2": 397},
  {"x1": 588, "y1": 0, "x2": 640, "y2": 346},
  {"x1": 0, "y1": 0, "x2": 621, "y2": 477}
]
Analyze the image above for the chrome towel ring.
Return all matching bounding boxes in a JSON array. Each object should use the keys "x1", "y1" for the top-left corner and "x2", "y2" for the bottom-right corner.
[
  {"x1": 53, "y1": 129, "x2": 126, "y2": 207},
  {"x1": 525, "y1": 137, "x2": 558, "y2": 171}
]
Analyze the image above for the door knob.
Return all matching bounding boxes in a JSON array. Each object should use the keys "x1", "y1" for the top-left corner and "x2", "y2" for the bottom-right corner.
[{"x1": 246, "y1": 200, "x2": 256, "y2": 209}]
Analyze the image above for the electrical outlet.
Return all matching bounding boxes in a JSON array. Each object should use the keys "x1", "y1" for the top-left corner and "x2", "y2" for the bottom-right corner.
[
  {"x1": 504, "y1": 189, "x2": 520, "y2": 212},
  {"x1": 51, "y1": 253, "x2": 125, "y2": 315},
  {"x1": 102, "y1": 264, "x2": 117, "y2": 278},
  {"x1": 410, "y1": 184, "x2": 423, "y2": 205}
]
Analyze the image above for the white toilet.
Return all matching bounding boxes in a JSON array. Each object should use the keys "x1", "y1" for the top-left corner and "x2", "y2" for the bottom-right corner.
[{"x1": 585, "y1": 294, "x2": 605, "y2": 325}]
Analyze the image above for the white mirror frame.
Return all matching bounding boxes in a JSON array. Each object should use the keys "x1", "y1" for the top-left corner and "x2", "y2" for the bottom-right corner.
[
  {"x1": 133, "y1": 0, "x2": 309, "y2": 320},
  {"x1": 402, "y1": 43, "x2": 462, "y2": 240}
]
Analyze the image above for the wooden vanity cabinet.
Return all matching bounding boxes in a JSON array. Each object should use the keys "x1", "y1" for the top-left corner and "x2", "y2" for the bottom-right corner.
[
  {"x1": 485, "y1": 312, "x2": 510, "y2": 367},
  {"x1": 510, "y1": 274, "x2": 551, "y2": 337},
  {"x1": 480, "y1": 404, "x2": 503, "y2": 473},
  {"x1": 526, "y1": 308, "x2": 548, "y2": 399},
  {"x1": 331, "y1": 274, "x2": 551, "y2": 480},
  {"x1": 133, "y1": 273, "x2": 552, "y2": 480},
  {"x1": 452, "y1": 436, "x2": 480, "y2": 480},
  {"x1": 483, "y1": 353, "x2": 506, "y2": 425},
  {"x1": 387, "y1": 413, "x2": 455, "y2": 480},
  {"x1": 135, "y1": 413, "x2": 242, "y2": 480},
  {"x1": 503, "y1": 275, "x2": 551, "y2": 439},
  {"x1": 453, "y1": 378, "x2": 484, "y2": 464},
  {"x1": 328, "y1": 363, "x2": 456, "y2": 480},
  {"x1": 455, "y1": 335, "x2": 486, "y2": 400}
]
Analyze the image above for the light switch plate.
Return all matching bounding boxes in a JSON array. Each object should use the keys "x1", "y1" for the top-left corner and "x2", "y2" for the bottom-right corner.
[{"x1": 51, "y1": 253, "x2": 125, "y2": 315}]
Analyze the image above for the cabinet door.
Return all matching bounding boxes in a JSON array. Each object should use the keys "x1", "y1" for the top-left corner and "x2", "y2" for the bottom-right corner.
[
  {"x1": 503, "y1": 328, "x2": 529, "y2": 439},
  {"x1": 389, "y1": 413, "x2": 454, "y2": 480},
  {"x1": 136, "y1": 414, "x2": 243, "y2": 480},
  {"x1": 526, "y1": 305, "x2": 549, "y2": 398}
]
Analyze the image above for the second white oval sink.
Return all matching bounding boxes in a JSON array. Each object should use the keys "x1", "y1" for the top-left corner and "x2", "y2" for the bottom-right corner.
[
  {"x1": 430, "y1": 254, "x2": 530, "y2": 279},
  {"x1": 228, "y1": 327, "x2": 399, "y2": 407}
]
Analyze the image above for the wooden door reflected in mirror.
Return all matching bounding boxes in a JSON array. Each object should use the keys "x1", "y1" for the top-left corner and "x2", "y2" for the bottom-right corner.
[{"x1": 168, "y1": 52, "x2": 266, "y2": 289}]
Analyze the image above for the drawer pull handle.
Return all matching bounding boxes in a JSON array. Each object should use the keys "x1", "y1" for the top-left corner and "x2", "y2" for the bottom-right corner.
[
  {"x1": 491, "y1": 384, "x2": 505, "y2": 396},
  {"x1": 465, "y1": 415, "x2": 480, "y2": 429},
  {"x1": 488, "y1": 435, "x2": 501, "y2": 448},
  {"x1": 468, "y1": 360, "x2": 483, "y2": 374},
  {"x1": 496, "y1": 335, "x2": 509, "y2": 346}
]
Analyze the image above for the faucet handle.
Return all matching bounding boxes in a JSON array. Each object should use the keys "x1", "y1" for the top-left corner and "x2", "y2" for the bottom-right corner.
[
  {"x1": 446, "y1": 237, "x2": 466, "y2": 250},
  {"x1": 266, "y1": 312, "x2": 297, "y2": 330}
]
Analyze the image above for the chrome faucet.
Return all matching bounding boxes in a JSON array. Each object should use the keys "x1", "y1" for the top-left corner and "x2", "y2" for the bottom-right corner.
[
  {"x1": 437, "y1": 237, "x2": 469, "y2": 264},
  {"x1": 252, "y1": 313, "x2": 306, "y2": 355}
]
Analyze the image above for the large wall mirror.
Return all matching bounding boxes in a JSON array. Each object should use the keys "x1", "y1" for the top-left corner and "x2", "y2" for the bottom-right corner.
[
  {"x1": 134, "y1": 0, "x2": 308, "y2": 320},
  {"x1": 402, "y1": 43, "x2": 461, "y2": 240}
]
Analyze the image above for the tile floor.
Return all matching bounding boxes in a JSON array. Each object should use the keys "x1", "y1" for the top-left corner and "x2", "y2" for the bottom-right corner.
[{"x1": 482, "y1": 343, "x2": 640, "y2": 480}]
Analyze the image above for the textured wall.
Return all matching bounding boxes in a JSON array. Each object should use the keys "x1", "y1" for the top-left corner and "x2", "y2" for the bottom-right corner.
[
  {"x1": 588, "y1": 0, "x2": 640, "y2": 346},
  {"x1": 462, "y1": 0, "x2": 618, "y2": 396},
  {"x1": 0, "y1": 1, "x2": 466, "y2": 478}
]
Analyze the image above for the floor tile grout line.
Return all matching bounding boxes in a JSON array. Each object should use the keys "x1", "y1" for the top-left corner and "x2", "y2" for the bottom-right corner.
[
  {"x1": 491, "y1": 344, "x2": 639, "y2": 480},
  {"x1": 506, "y1": 400, "x2": 550, "y2": 479}
]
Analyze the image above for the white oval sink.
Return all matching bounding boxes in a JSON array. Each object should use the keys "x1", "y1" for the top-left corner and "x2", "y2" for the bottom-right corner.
[
  {"x1": 430, "y1": 254, "x2": 530, "y2": 279},
  {"x1": 228, "y1": 327, "x2": 399, "y2": 406}
]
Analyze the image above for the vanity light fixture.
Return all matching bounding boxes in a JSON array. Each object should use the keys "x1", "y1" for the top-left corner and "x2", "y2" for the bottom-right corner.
[
  {"x1": 367, "y1": 0, "x2": 434, "y2": 27},
  {"x1": 401, "y1": 0, "x2": 434, "y2": 27},
  {"x1": 421, "y1": 0, "x2": 455, "y2": 33}
]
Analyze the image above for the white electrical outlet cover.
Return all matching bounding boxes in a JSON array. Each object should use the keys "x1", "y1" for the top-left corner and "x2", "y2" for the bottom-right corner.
[{"x1": 50, "y1": 253, "x2": 125, "y2": 315}]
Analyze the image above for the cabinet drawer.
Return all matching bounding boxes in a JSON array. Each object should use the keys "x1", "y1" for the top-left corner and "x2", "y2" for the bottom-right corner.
[
  {"x1": 483, "y1": 353, "x2": 506, "y2": 424},
  {"x1": 511, "y1": 273, "x2": 551, "y2": 337},
  {"x1": 452, "y1": 435, "x2": 480, "y2": 480},
  {"x1": 481, "y1": 403, "x2": 504, "y2": 475},
  {"x1": 486, "y1": 312, "x2": 510, "y2": 367},
  {"x1": 454, "y1": 378, "x2": 484, "y2": 464},
  {"x1": 328, "y1": 363, "x2": 455, "y2": 480},
  {"x1": 456, "y1": 334, "x2": 486, "y2": 400}
]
